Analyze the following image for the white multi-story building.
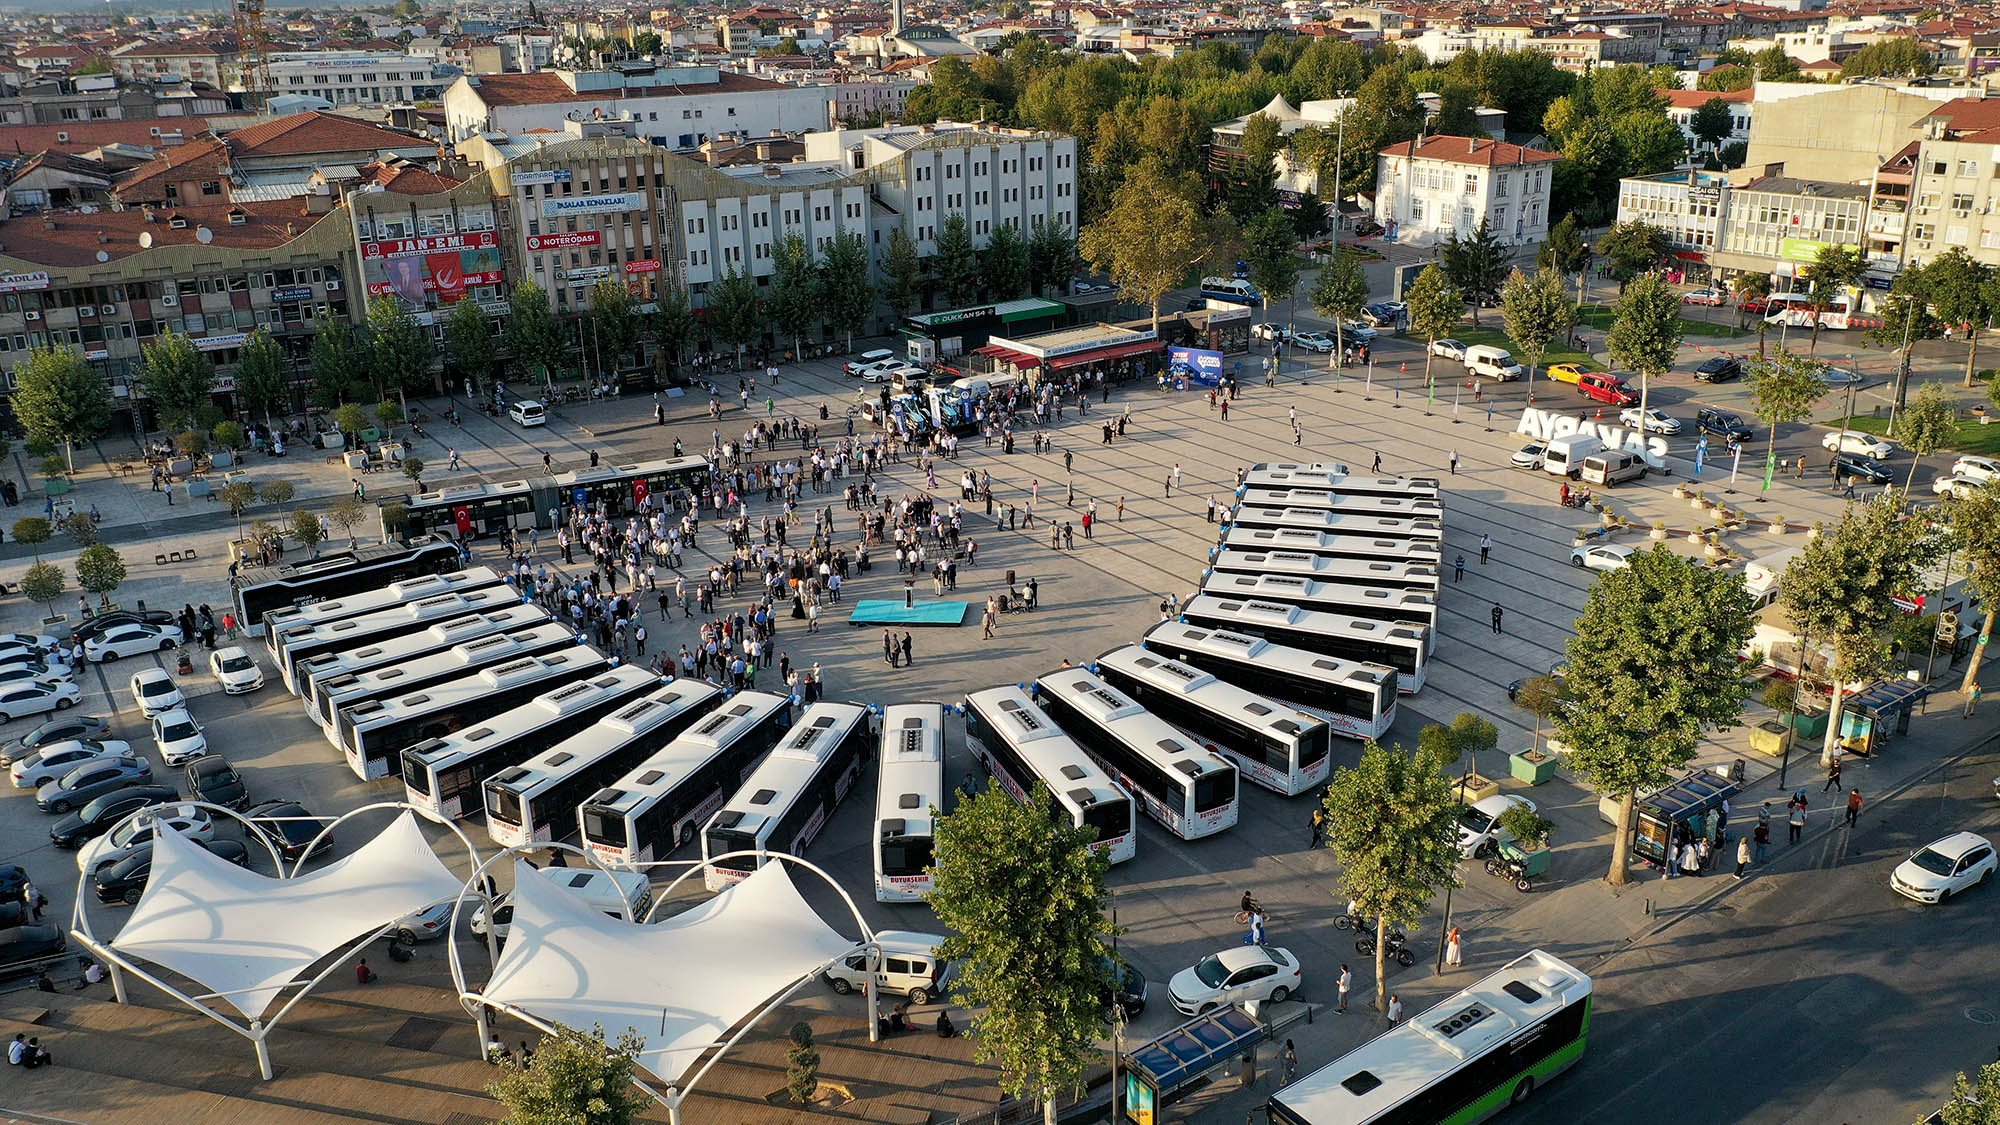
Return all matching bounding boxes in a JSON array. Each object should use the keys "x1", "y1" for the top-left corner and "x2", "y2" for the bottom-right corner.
[
  {"x1": 1374, "y1": 136, "x2": 1563, "y2": 247},
  {"x1": 268, "y1": 51, "x2": 446, "y2": 107},
  {"x1": 443, "y1": 65, "x2": 828, "y2": 149},
  {"x1": 1661, "y1": 88, "x2": 1753, "y2": 154},
  {"x1": 1616, "y1": 171, "x2": 1728, "y2": 268}
]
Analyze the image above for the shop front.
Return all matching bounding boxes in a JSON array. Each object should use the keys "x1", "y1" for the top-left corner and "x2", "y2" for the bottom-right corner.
[{"x1": 982, "y1": 324, "x2": 1165, "y2": 391}]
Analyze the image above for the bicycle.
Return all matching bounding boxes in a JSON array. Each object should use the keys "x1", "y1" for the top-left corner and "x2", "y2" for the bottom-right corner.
[{"x1": 1333, "y1": 911, "x2": 1367, "y2": 932}]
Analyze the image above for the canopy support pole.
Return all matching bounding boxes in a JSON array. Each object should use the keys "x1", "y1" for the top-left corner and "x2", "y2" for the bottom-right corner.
[
  {"x1": 108, "y1": 961, "x2": 129, "y2": 1005},
  {"x1": 252, "y1": 1021, "x2": 273, "y2": 1081}
]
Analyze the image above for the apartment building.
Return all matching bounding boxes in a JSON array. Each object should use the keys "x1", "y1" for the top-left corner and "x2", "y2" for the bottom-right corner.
[
  {"x1": 1660, "y1": 88, "x2": 1752, "y2": 153},
  {"x1": 486, "y1": 135, "x2": 672, "y2": 317},
  {"x1": 267, "y1": 52, "x2": 446, "y2": 108},
  {"x1": 108, "y1": 41, "x2": 234, "y2": 89},
  {"x1": 1710, "y1": 176, "x2": 1867, "y2": 285},
  {"x1": 1374, "y1": 136, "x2": 1562, "y2": 248},
  {"x1": 1616, "y1": 171, "x2": 1727, "y2": 269},
  {"x1": 1874, "y1": 130, "x2": 2000, "y2": 270},
  {"x1": 347, "y1": 169, "x2": 505, "y2": 322},
  {"x1": 443, "y1": 65, "x2": 827, "y2": 149}
]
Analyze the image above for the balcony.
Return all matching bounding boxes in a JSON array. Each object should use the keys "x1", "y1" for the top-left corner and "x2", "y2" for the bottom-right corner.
[{"x1": 1870, "y1": 198, "x2": 1906, "y2": 213}]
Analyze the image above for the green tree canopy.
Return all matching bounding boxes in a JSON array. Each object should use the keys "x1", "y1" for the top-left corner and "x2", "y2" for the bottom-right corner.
[
  {"x1": 983, "y1": 221, "x2": 1031, "y2": 301},
  {"x1": 365, "y1": 294, "x2": 434, "y2": 399},
  {"x1": 234, "y1": 329, "x2": 288, "y2": 430},
  {"x1": 586, "y1": 280, "x2": 641, "y2": 374},
  {"x1": 1747, "y1": 347, "x2": 1829, "y2": 470},
  {"x1": 501, "y1": 282, "x2": 570, "y2": 383},
  {"x1": 935, "y1": 213, "x2": 982, "y2": 307},
  {"x1": 1310, "y1": 249, "x2": 1370, "y2": 361},
  {"x1": 487, "y1": 1024, "x2": 651, "y2": 1125},
  {"x1": 883, "y1": 226, "x2": 925, "y2": 320},
  {"x1": 1501, "y1": 267, "x2": 1576, "y2": 394},
  {"x1": 1605, "y1": 272, "x2": 1683, "y2": 418},
  {"x1": 1897, "y1": 382, "x2": 1959, "y2": 488},
  {"x1": 767, "y1": 233, "x2": 818, "y2": 358},
  {"x1": 1950, "y1": 482, "x2": 2000, "y2": 695},
  {"x1": 11, "y1": 344, "x2": 109, "y2": 470},
  {"x1": 1597, "y1": 219, "x2": 1670, "y2": 282},
  {"x1": 1026, "y1": 219, "x2": 1077, "y2": 297},
  {"x1": 649, "y1": 280, "x2": 699, "y2": 371},
  {"x1": 1243, "y1": 206, "x2": 1304, "y2": 315},
  {"x1": 818, "y1": 228, "x2": 875, "y2": 347},
  {"x1": 1405, "y1": 264, "x2": 1462, "y2": 393},
  {"x1": 1439, "y1": 219, "x2": 1508, "y2": 326},
  {"x1": 74, "y1": 543, "x2": 128, "y2": 605},
  {"x1": 1698, "y1": 64, "x2": 1754, "y2": 92},
  {"x1": 1918, "y1": 247, "x2": 1997, "y2": 387},
  {"x1": 137, "y1": 330, "x2": 214, "y2": 432},
  {"x1": 20, "y1": 562, "x2": 63, "y2": 616},
  {"x1": 706, "y1": 267, "x2": 764, "y2": 360},
  {"x1": 1689, "y1": 97, "x2": 1735, "y2": 153},
  {"x1": 1081, "y1": 157, "x2": 1234, "y2": 331},
  {"x1": 310, "y1": 318, "x2": 365, "y2": 410},
  {"x1": 444, "y1": 298, "x2": 496, "y2": 387}
]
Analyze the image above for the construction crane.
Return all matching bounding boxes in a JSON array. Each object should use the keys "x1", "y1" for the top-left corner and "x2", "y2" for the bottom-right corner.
[{"x1": 232, "y1": 0, "x2": 274, "y2": 108}]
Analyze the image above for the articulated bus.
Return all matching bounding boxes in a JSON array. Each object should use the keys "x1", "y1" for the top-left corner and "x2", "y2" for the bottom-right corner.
[
  {"x1": 230, "y1": 537, "x2": 461, "y2": 637},
  {"x1": 1211, "y1": 526, "x2": 1443, "y2": 570},
  {"x1": 262, "y1": 566, "x2": 503, "y2": 664},
  {"x1": 1235, "y1": 488, "x2": 1444, "y2": 522},
  {"x1": 1200, "y1": 573, "x2": 1439, "y2": 651},
  {"x1": 1032, "y1": 668, "x2": 1239, "y2": 839},
  {"x1": 578, "y1": 691, "x2": 795, "y2": 868},
  {"x1": 700, "y1": 701, "x2": 874, "y2": 891},
  {"x1": 482, "y1": 679, "x2": 725, "y2": 849},
  {"x1": 1240, "y1": 469, "x2": 1442, "y2": 504},
  {"x1": 399, "y1": 665, "x2": 665, "y2": 822},
  {"x1": 312, "y1": 621, "x2": 579, "y2": 738},
  {"x1": 1182, "y1": 595, "x2": 1428, "y2": 694},
  {"x1": 397, "y1": 455, "x2": 713, "y2": 539},
  {"x1": 1091, "y1": 642, "x2": 1333, "y2": 796},
  {"x1": 1267, "y1": 949, "x2": 1591, "y2": 1125},
  {"x1": 1204, "y1": 550, "x2": 1440, "y2": 598},
  {"x1": 1223, "y1": 506, "x2": 1446, "y2": 543},
  {"x1": 874, "y1": 702, "x2": 947, "y2": 903},
  {"x1": 1140, "y1": 622, "x2": 1398, "y2": 742},
  {"x1": 962, "y1": 685, "x2": 1136, "y2": 865},
  {"x1": 337, "y1": 645, "x2": 608, "y2": 782},
  {"x1": 1247, "y1": 461, "x2": 1351, "y2": 476},
  {"x1": 297, "y1": 605, "x2": 552, "y2": 721},
  {"x1": 275, "y1": 583, "x2": 521, "y2": 695}
]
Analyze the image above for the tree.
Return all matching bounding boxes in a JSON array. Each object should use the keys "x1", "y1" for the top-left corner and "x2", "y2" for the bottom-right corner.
[
  {"x1": 219, "y1": 481, "x2": 258, "y2": 536},
  {"x1": 1320, "y1": 739, "x2": 1462, "y2": 1012},
  {"x1": 137, "y1": 331, "x2": 214, "y2": 431},
  {"x1": 1689, "y1": 97, "x2": 1735, "y2": 154},
  {"x1": 365, "y1": 295, "x2": 434, "y2": 400},
  {"x1": 487, "y1": 1023, "x2": 650, "y2": 1125},
  {"x1": 1952, "y1": 482, "x2": 2000, "y2": 696},
  {"x1": 817, "y1": 229, "x2": 875, "y2": 348},
  {"x1": 1309, "y1": 250, "x2": 1369, "y2": 367},
  {"x1": 1540, "y1": 213, "x2": 1591, "y2": 279},
  {"x1": 1439, "y1": 220, "x2": 1508, "y2": 325},
  {"x1": 766, "y1": 234, "x2": 818, "y2": 360},
  {"x1": 1229, "y1": 112, "x2": 1281, "y2": 221},
  {"x1": 586, "y1": 280, "x2": 640, "y2": 375},
  {"x1": 57, "y1": 511, "x2": 96, "y2": 551},
  {"x1": 1244, "y1": 207, "x2": 1304, "y2": 343},
  {"x1": 1753, "y1": 45, "x2": 1801, "y2": 82},
  {"x1": 211, "y1": 421, "x2": 247, "y2": 455},
  {"x1": 260, "y1": 480, "x2": 293, "y2": 508},
  {"x1": 1698, "y1": 64, "x2": 1754, "y2": 92},
  {"x1": 1405, "y1": 265, "x2": 1461, "y2": 396},
  {"x1": 1514, "y1": 674, "x2": 1568, "y2": 753},
  {"x1": 1556, "y1": 548, "x2": 1754, "y2": 883},
  {"x1": 443, "y1": 299, "x2": 496, "y2": 391},
  {"x1": 1780, "y1": 497, "x2": 1938, "y2": 769},
  {"x1": 402, "y1": 456, "x2": 427, "y2": 490},
  {"x1": 934, "y1": 213, "x2": 981, "y2": 307},
  {"x1": 1291, "y1": 189, "x2": 1331, "y2": 244},
  {"x1": 10, "y1": 518, "x2": 50, "y2": 563},
  {"x1": 927, "y1": 783, "x2": 1114, "y2": 1125},
  {"x1": 785, "y1": 1021, "x2": 820, "y2": 1104},
  {"x1": 1842, "y1": 36, "x2": 1935, "y2": 79},
  {"x1": 983, "y1": 222, "x2": 1031, "y2": 301},
  {"x1": 502, "y1": 282, "x2": 570, "y2": 384},
  {"x1": 1898, "y1": 382, "x2": 1958, "y2": 489},
  {"x1": 11, "y1": 344, "x2": 110, "y2": 471},
  {"x1": 1418, "y1": 711, "x2": 1498, "y2": 783},
  {"x1": 327, "y1": 495, "x2": 368, "y2": 548},
  {"x1": 1918, "y1": 248, "x2": 1998, "y2": 388},
  {"x1": 883, "y1": 226, "x2": 925, "y2": 320},
  {"x1": 235, "y1": 329, "x2": 288, "y2": 432},
  {"x1": 1605, "y1": 272, "x2": 1682, "y2": 421},
  {"x1": 1610, "y1": 110, "x2": 1688, "y2": 177},
  {"x1": 1027, "y1": 219, "x2": 1077, "y2": 298},
  {"x1": 74, "y1": 543, "x2": 127, "y2": 608},
  {"x1": 1500, "y1": 267, "x2": 1576, "y2": 399},
  {"x1": 1597, "y1": 219, "x2": 1669, "y2": 286},
  {"x1": 1800, "y1": 243, "x2": 1866, "y2": 355},
  {"x1": 332, "y1": 403, "x2": 369, "y2": 440},
  {"x1": 375, "y1": 400, "x2": 403, "y2": 441},
  {"x1": 705, "y1": 267, "x2": 764, "y2": 364},
  {"x1": 310, "y1": 318, "x2": 365, "y2": 410},
  {"x1": 649, "y1": 280, "x2": 698, "y2": 376},
  {"x1": 1081, "y1": 158, "x2": 1232, "y2": 332},
  {"x1": 1867, "y1": 273, "x2": 1945, "y2": 409},
  {"x1": 20, "y1": 562, "x2": 63, "y2": 621},
  {"x1": 289, "y1": 509, "x2": 324, "y2": 558},
  {"x1": 1934, "y1": 1059, "x2": 2000, "y2": 1125},
  {"x1": 1747, "y1": 347, "x2": 1830, "y2": 479}
]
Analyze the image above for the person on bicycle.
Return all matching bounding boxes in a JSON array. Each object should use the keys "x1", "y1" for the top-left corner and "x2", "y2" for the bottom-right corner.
[{"x1": 1241, "y1": 892, "x2": 1262, "y2": 917}]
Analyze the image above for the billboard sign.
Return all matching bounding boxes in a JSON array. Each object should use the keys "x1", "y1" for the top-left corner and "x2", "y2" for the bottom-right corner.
[
  {"x1": 540, "y1": 191, "x2": 646, "y2": 218},
  {"x1": 359, "y1": 230, "x2": 499, "y2": 261},
  {"x1": 1168, "y1": 346, "x2": 1224, "y2": 387},
  {"x1": 525, "y1": 231, "x2": 601, "y2": 251}
]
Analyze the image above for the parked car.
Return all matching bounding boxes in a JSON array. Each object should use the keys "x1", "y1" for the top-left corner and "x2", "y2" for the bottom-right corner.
[
  {"x1": 70, "y1": 611, "x2": 174, "y2": 646},
  {"x1": 1738, "y1": 296, "x2": 1770, "y2": 315},
  {"x1": 844, "y1": 349, "x2": 896, "y2": 375},
  {"x1": 244, "y1": 799, "x2": 334, "y2": 865},
  {"x1": 849, "y1": 358, "x2": 900, "y2": 382},
  {"x1": 128, "y1": 668, "x2": 184, "y2": 718},
  {"x1": 6, "y1": 715, "x2": 112, "y2": 764},
  {"x1": 1511, "y1": 443, "x2": 1548, "y2": 470},
  {"x1": 0, "y1": 679, "x2": 83, "y2": 722},
  {"x1": 207, "y1": 647, "x2": 264, "y2": 694},
  {"x1": 1351, "y1": 219, "x2": 1384, "y2": 238},
  {"x1": 37, "y1": 757, "x2": 154, "y2": 814},
  {"x1": 0, "y1": 664, "x2": 73, "y2": 691},
  {"x1": 389, "y1": 900, "x2": 457, "y2": 945},
  {"x1": 1823, "y1": 431, "x2": 1897, "y2": 458},
  {"x1": 1695, "y1": 408, "x2": 1754, "y2": 442},
  {"x1": 150, "y1": 708, "x2": 208, "y2": 766},
  {"x1": 77, "y1": 803, "x2": 216, "y2": 874},
  {"x1": 1619, "y1": 406, "x2": 1681, "y2": 435},
  {"x1": 1251, "y1": 323, "x2": 1293, "y2": 343},
  {"x1": 1891, "y1": 832, "x2": 1996, "y2": 903},
  {"x1": 506, "y1": 400, "x2": 547, "y2": 427},
  {"x1": 1293, "y1": 332, "x2": 1335, "y2": 353},
  {"x1": 1100, "y1": 954, "x2": 1148, "y2": 1018},
  {"x1": 1682, "y1": 287, "x2": 1727, "y2": 306},
  {"x1": 184, "y1": 753, "x2": 248, "y2": 810},
  {"x1": 1458, "y1": 795, "x2": 1536, "y2": 858},
  {"x1": 1693, "y1": 356, "x2": 1743, "y2": 383},
  {"x1": 1359, "y1": 301, "x2": 1404, "y2": 326},
  {"x1": 1951, "y1": 455, "x2": 2000, "y2": 484},
  {"x1": 1544, "y1": 363, "x2": 1592, "y2": 386},
  {"x1": 95, "y1": 839, "x2": 250, "y2": 905},
  {"x1": 1831, "y1": 452, "x2": 1893, "y2": 485},
  {"x1": 48, "y1": 785, "x2": 181, "y2": 849},
  {"x1": 83, "y1": 623, "x2": 182, "y2": 663},
  {"x1": 1429, "y1": 339, "x2": 1467, "y2": 362},
  {"x1": 0, "y1": 634, "x2": 59, "y2": 652},
  {"x1": 0, "y1": 926, "x2": 65, "y2": 974},
  {"x1": 1168, "y1": 945, "x2": 1304, "y2": 1016},
  {"x1": 1339, "y1": 322, "x2": 1380, "y2": 344},
  {"x1": 0, "y1": 649, "x2": 66, "y2": 675},
  {"x1": 1933, "y1": 475, "x2": 1982, "y2": 500},
  {"x1": 11, "y1": 740, "x2": 135, "y2": 789},
  {"x1": 1577, "y1": 373, "x2": 1639, "y2": 406},
  {"x1": 1816, "y1": 365, "x2": 1865, "y2": 388},
  {"x1": 1569, "y1": 544, "x2": 1635, "y2": 572}
]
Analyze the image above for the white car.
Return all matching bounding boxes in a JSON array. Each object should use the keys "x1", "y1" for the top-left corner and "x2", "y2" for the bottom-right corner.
[
  {"x1": 128, "y1": 668, "x2": 184, "y2": 718},
  {"x1": 1822, "y1": 431, "x2": 1896, "y2": 458},
  {"x1": 1430, "y1": 339, "x2": 1467, "y2": 361},
  {"x1": 1167, "y1": 945, "x2": 1304, "y2": 1017},
  {"x1": 77, "y1": 803, "x2": 215, "y2": 874},
  {"x1": 84, "y1": 623, "x2": 183, "y2": 663},
  {"x1": 852, "y1": 359, "x2": 901, "y2": 382},
  {"x1": 208, "y1": 647, "x2": 264, "y2": 694},
  {"x1": 844, "y1": 349, "x2": 896, "y2": 375},
  {"x1": 0, "y1": 679, "x2": 80, "y2": 721},
  {"x1": 149, "y1": 707, "x2": 207, "y2": 766},
  {"x1": 1933, "y1": 475, "x2": 1983, "y2": 500},
  {"x1": 1619, "y1": 406, "x2": 1681, "y2": 435},
  {"x1": 1339, "y1": 322, "x2": 1380, "y2": 344},
  {"x1": 0, "y1": 663, "x2": 72, "y2": 689},
  {"x1": 1293, "y1": 332, "x2": 1335, "y2": 353},
  {"x1": 1569, "y1": 544, "x2": 1635, "y2": 572},
  {"x1": 1511, "y1": 442, "x2": 1548, "y2": 470},
  {"x1": 1458, "y1": 794, "x2": 1536, "y2": 858},
  {"x1": 1951, "y1": 455, "x2": 2000, "y2": 484},
  {"x1": 0, "y1": 634, "x2": 60, "y2": 652},
  {"x1": 1251, "y1": 323, "x2": 1292, "y2": 342},
  {"x1": 11, "y1": 740, "x2": 134, "y2": 789},
  {"x1": 1891, "y1": 831, "x2": 1997, "y2": 903}
]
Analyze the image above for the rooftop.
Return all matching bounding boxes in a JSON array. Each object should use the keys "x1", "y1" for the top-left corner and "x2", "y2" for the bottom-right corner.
[
  {"x1": 1379, "y1": 135, "x2": 1563, "y2": 167},
  {"x1": 1736, "y1": 175, "x2": 1870, "y2": 200},
  {"x1": 226, "y1": 111, "x2": 433, "y2": 158},
  {"x1": 0, "y1": 200, "x2": 340, "y2": 267}
]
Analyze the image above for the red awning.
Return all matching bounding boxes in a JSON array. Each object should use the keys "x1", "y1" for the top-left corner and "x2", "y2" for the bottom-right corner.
[
  {"x1": 973, "y1": 345, "x2": 1006, "y2": 356},
  {"x1": 988, "y1": 347, "x2": 1040, "y2": 369},
  {"x1": 1048, "y1": 339, "x2": 1163, "y2": 370}
]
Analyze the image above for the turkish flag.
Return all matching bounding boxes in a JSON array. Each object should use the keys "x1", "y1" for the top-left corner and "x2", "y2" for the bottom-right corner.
[
  {"x1": 428, "y1": 252, "x2": 466, "y2": 302},
  {"x1": 633, "y1": 478, "x2": 649, "y2": 507},
  {"x1": 453, "y1": 506, "x2": 472, "y2": 537}
]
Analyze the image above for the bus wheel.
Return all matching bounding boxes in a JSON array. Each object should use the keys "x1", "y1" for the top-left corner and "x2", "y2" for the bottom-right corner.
[
  {"x1": 678, "y1": 823, "x2": 694, "y2": 848},
  {"x1": 1510, "y1": 1077, "x2": 1535, "y2": 1105}
]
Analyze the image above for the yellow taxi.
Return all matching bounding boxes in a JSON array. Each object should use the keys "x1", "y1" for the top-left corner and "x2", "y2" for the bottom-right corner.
[{"x1": 1545, "y1": 362, "x2": 1595, "y2": 385}]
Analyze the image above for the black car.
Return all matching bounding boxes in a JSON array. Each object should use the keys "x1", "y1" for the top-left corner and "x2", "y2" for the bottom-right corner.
[
  {"x1": 49, "y1": 785, "x2": 179, "y2": 849},
  {"x1": 1100, "y1": 955, "x2": 1148, "y2": 1019},
  {"x1": 1352, "y1": 220, "x2": 1384, "y2": 238},
  {"x1": 1184, "y1": 297, "x2": 1206, "y2": 311},
  {"x1": 1694, "y1": 357, "x2": 1743, "y2": 383},
  {"x1": 1695, "y1": 409, "x2": 1754, "y2": 442},
  {"x1": 0, "y1": 925, "x2": 65, "y2": 976},
  {"x1": 184, "y1": 754, "x2": 248, "y2": 810},
  {"x1": 1831, "y1": 452, "x2": 1893, "y2": 485},
  {"x1": 70, "y1": 610, "x2": 175, "y2": 645},
  {"x1": 5, "y1": 715, "x2": 113, "y2": 765},
  {"x1": 95, "y1": 838, "x2": 249, "y2": 904},
  {"x1": 244, "y1": 799, "x2": 334, "y2": 864}
]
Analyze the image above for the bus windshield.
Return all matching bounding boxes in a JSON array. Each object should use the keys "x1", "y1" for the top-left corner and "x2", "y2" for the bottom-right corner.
[
  {"x1": 401, "y1": 757, "x2": 433, "y2": 795},
  {"x1": 880, "y1": 834, "x2": 934, "y2": 878},
  {"x1": 486, "y1": 788, "x2": 524, "y2": 827},
  {"x1": 1195, "y1": 772, "x2": 1237, "y2": 814},
  {"x1": 1083, "y1": 801, "x2": 1131, "y2": 842},
  {"x1": 1300, "y1": 726, "x2": 1331, "y2": 769},
  {"x1": 709, "y1": 830, "x2": 759, "y2": 871}
]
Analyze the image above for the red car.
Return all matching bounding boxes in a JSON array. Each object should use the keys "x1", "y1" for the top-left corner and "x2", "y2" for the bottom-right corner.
[
  {"x1": 1578, "y1": 372, "x2": 1639, "y2": 406},
  {"x1": 1738, "y1": 296, "x2": 1769, "y2": 314}
]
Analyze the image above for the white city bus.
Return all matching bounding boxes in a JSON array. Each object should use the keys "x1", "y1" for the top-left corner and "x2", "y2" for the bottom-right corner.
[
  {"x1": 1181, "y1": 595, "x2": 1427, "y2": 694},
  {"x1": 1223, "y1": 506, "x2": 1446, "y2": 543},
  {"x1": 577, "y1": 691, "x2": 795, "y2": 868},
  {"x1": 313, "y1": 622, "x2": 579, "y2": 738},
  {"x1": 1212, "y1": 526, "x2": 1443, "y2": 569},
  {"x1": 336, "y1": 646, "x2": 607, "y2": 781},
  {"x1": 1267, "y1": 949, "x2": 1592, "y2": 1125},
  {"x1": 1091, "y1": 643, "x2": 1334, "y2": 796},
  {"x1": 297, "y1": 604, "x2": 552, "y2": 720},
  {"x1": 1200, "y1": 573, "x2": 1439, "y2": 651},
  {"x1": 1205, "y1": 550, "x2": 1440, "y2": 597},
  {"x1": 962, "y1": 685, "x2": 1136, "y2": 864},
  {"x1": 482, "y1": 679, "x2": 725, "y2": 848},
  {"x1": 1032, "y1": 668, "x2": 1239, "y2": 839},
  {"x1": 1234, "y1": 488, "x2": 1444, "y2": 521},
  {"x1": 1141, "y1": 622, "x2": 1399, "y2": 741},
  {"x1": 1246, "y1": 461, "x2": 1351, "y2": 476},
  {"x1": 1240, "y1": 469, "x2": 1442, "y2": 504},
  {"x1": 399, "y1": 665, "x2": 665, "y2": 822},
  {"x1": 261, "y1": 566, "x2": 503, "y2": 664},
  {"x1": 275, "y1": 585, "x2": 522, "y2": 695},
  {"x1": 874, "y1": 702, "x2": 947, "y2": 903},
  {"x1": 700, "y1": 701, "x2": 873, "y2": 892}
]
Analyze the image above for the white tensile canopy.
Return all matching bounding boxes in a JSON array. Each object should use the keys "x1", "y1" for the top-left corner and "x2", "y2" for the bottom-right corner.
[
  {"x1": 480, "y1": 859, "x2": 858, "y2": 1084},
  {"x1": 111, "y1": 812, "x2": 465, "y2": 1021}
]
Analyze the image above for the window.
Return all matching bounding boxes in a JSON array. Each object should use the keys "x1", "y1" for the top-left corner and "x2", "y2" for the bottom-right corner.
[
  {"x1": 200, "y1": 181, "x2": 220, "y2": 196},
  {"x1": 1495, "y1": 174, "x2": 1509, "y2": 198},
  {"x1": 1464, "y1": 173, "x2": 1478, "y2": 195},
  {"x1": 1410, "y1": 199, "x2": 1424, "y2": 222},
  {"x1": 1959, "y1": 159, "x2": 1981, "y2": 176},
  {"x1": 1913, "y1": 222, "x2": 1935, "y2": 243}
]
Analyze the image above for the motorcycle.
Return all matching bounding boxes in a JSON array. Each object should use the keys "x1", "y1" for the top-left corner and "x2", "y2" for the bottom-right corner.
[{"x1": 1354, "y1": 927, "x2": 1417, "y2": 967}]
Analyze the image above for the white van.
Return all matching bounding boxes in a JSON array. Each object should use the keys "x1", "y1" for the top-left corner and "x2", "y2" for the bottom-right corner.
[
  {"x1": 1463, "y1": 345, "x2": 1523, "y2": 381},
  {"x1": 1542, "y1": 433, "x2": 1605, "y2": 479},
  {"x1": 821, "y1": 929, "x2": 954, "y2": 1005},
  {"x1": 1743, "y1": 547, "x2": 1804, "y2": 609},
  {"x1": 508, "y1": 399, "x2": 547, "y2": 427},
  {"x1": 1200, "y1": 277, "x2": 1262, "y2": 302},
  {"x1": 1580, "y1": 450, "x2": 1648, "y2": 486},
  {"x1": 471, "y1": 867, "x2": 652, "y2": 939}
]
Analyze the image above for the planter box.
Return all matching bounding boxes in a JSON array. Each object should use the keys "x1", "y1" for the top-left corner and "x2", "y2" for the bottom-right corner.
[
  {"x1": 187, "y1": 478, "x2": 213, "y2": 498},
  {"x1": 358, "y1": 427, "x2": 382, "y2": 443},
  {"x1": 169, "y1": 458, "x2": 193, "y2": 477},
  {"x1": 380, "y1": 441, "x2": 407, "y2": 462},
  {"x1": 1748, "y1": 720, "x2": 1793, "y2": 758},
  {"x1": 1788, "y1": 710, "x2": 1827, "y2": 738},
  {"x1": 1453, "y1": 773, "x2": 1501, "y2": 806},
  {"x1": 1509, "y1": 751, "x2": 1561, "y2": 785},
  {"x1": 211, "y1": 450, "x2": 235, "y2": 468}
]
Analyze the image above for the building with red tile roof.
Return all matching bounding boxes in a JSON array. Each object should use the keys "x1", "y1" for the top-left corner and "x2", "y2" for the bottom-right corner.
[{"x1": 1375, "y1": 135, "x2": 1563, "y2": 247}]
